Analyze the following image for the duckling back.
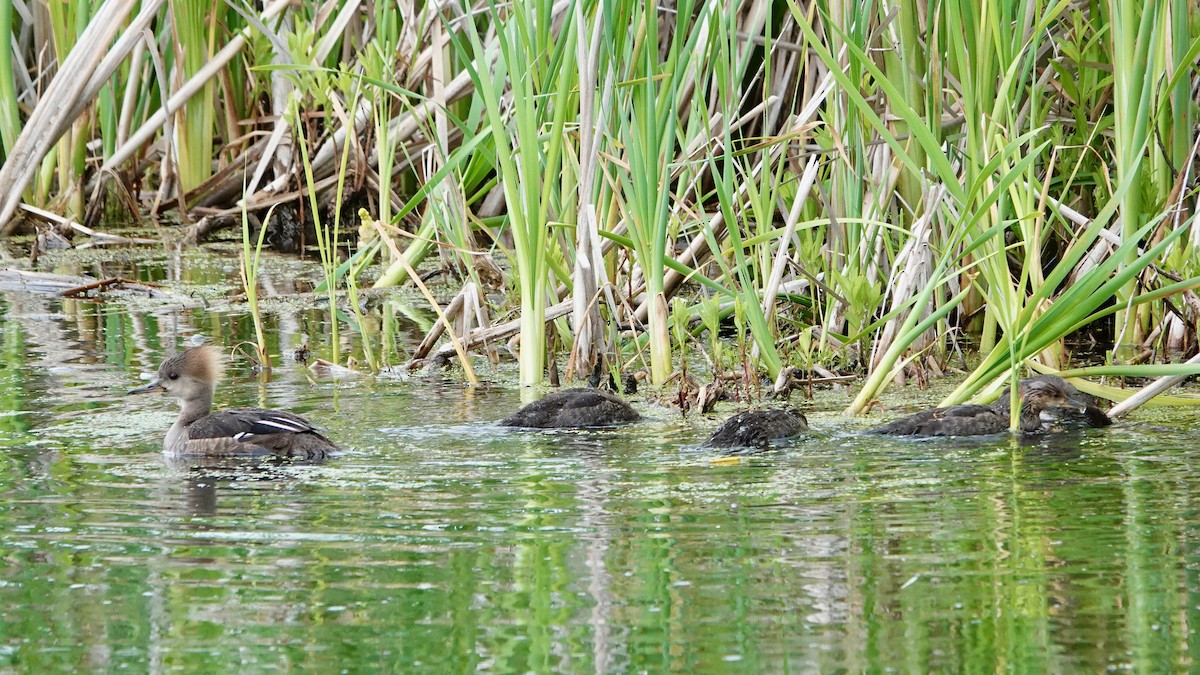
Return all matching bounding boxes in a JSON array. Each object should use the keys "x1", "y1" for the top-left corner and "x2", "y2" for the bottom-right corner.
[
  {"x1": 705, "y1": 408, "x2": 809, "y2": 448},
  {"x1": 500, "y1": 388, "x2": 640, "y2": 428},
  {"x1": 868, "y1": 404, "x2": 1007, "y2": 436}
]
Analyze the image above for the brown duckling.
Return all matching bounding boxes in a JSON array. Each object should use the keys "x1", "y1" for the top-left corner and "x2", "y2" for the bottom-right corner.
[
  {"x1": 870, "y1": 374, "x2": 1111, "y2": 437},
  {"x1": 704, "y1": 407, "x2": 809, "y2": 449},
  {"x1": 499, "y1": 388, "x2": 640, "y2": 428},
  {"x1": 130, "y1": 347, "x2": 340, "y2": 458}
]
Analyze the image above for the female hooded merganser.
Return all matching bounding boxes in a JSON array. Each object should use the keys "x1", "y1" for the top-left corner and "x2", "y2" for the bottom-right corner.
[
  {"x1": 500, "y1": 388, "x2": 640, "y2": 428},
  {"x1": 129, "y1": 346, "x2": 340, "y2": 458},
  {"x1": 704, "y1": 408, "x2": 809, "y2": 449},
  {"x1": 869, "y1": 374, "x2": 1111, "y2": 437}
]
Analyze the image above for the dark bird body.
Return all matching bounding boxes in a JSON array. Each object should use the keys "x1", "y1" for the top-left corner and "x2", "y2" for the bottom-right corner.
[
  {"x1": 870, "y1": 374, "x2": 1111, "y2": 437},
  {"x1": 705, "y1": 408, "x2": 809, "y2": 449},
  {"x1": 500, "y1": 388, "x2": 640, "y2": 428},
  {"x1": 130, "y1": 347, "x2": 340, "y2": 458}
]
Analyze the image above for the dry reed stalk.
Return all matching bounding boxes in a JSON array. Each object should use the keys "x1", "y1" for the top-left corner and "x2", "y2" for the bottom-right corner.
[
  {"x1": 1106, "y1": 351, "x2": 1200, "y2": 419},
  {"x1": 567, "y1": 0, "x2": 611, "y2": 380},
  {"x1": 870, "y1": 185, "x2": 946, "y2": 372},
  {"x1": 0, "y1": 0, "x2": 154, "y2": 232},
  {"x1": 92, "y1": 0, "x2": 293, "y2": 198},
  {"x1": 427, "y1": 299, "x2": 576, "y2": 365},
  {"x1": 761, "y1": 155, "x2": 818, "y2": 323}
]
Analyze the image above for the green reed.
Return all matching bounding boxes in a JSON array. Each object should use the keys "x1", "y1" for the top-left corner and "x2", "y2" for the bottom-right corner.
[
  {"x1": 454, "y1": 0, "x2": 577, "y2": 385},
  {"x1": 0, "y1": 0, "x2": 18, "y2": 157},
  {"x1": 171, "y1": 0, "x2": 218, "y2": 194},
  {"x1": 239, "y1": 202, "x2": 272, "y2": 368}
]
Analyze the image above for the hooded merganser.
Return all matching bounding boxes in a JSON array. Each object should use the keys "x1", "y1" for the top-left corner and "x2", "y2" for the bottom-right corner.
[
  {"x1": 704, "y1": 407, "x2": 809, "y2": 449},
  {"x1": 499, "y1": 388, "x2": 641, "y2": 428},
  {"x1": 869, "y1": 374, "x2": 1111, "y2": 436},
  {"x1": 129, "y1": 346, "x2": 341, "y2": 458}
]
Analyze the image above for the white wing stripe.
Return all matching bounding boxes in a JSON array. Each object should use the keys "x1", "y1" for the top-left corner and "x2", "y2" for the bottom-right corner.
[{"x1": 257, "y1": 417, "x2": 312, "y2": 433}]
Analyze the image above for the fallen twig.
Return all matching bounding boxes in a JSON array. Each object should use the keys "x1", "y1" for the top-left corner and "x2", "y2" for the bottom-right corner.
[{"x1": 19, "y1": 204, "x2": 160, "y2": 246}]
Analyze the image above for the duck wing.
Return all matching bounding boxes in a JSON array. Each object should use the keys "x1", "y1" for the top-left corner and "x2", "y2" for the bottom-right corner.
[{"x1": 186, "y1": 409, "x2": 340, "y2": 458}]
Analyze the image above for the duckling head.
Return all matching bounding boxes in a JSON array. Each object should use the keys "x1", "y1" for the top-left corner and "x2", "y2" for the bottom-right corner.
[
  {"x1": 1023, "y1": 376, "x2": 1085, "y2": 417},
  {"x1": 995, "y1": 375, "x2": 1108, "y2": 431}
]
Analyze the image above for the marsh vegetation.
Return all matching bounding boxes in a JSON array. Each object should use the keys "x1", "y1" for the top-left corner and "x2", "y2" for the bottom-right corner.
[{"x1": 1, "y1": 0, "x2": 1199, "y2": 420}]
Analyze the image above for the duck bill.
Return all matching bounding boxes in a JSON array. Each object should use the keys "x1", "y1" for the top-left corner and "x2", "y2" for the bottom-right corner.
[
  {"x1": 1069, "y1": 396, "x2": 1113, "y2": 427},
  {"x1": 129, "y1": 379, "x2": 165, "y2": 395},
  {"x1": 1047, "y1": 395, "x2": 1113, "y2": 428},
  {"x1": 1063, "y1": 396, "x2": 1091, "y2": 414}
]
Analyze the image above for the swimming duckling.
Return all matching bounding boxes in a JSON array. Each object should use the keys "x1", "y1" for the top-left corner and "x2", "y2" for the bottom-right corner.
[
  {"x1": 499, "y1": 388, "x2": 640, "y2": 428},
  {"x1": 704, "y1": 408, "x2": 809, "y2": 449},
  {"x1": 130, "y1": 346, "x2": 340, "y2": 458},
  {"x1": 869, "y1": 374, "x2": 1111, "y2": 436}
]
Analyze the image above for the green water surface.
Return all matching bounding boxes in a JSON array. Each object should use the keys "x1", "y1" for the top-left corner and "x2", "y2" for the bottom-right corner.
[{"x1": 0, "y1": 256, "x2": 1197, "y2": 673}]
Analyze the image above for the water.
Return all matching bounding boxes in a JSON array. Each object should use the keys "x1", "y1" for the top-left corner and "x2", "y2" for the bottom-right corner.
[{"x1": 1, "y1": 251, "x2": 1199, "y2": 672}]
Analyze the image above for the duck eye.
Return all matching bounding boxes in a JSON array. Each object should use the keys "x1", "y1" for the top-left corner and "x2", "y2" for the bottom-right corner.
[{"x1": 168, "y1": 372, "x2": 179, "y2": 380}]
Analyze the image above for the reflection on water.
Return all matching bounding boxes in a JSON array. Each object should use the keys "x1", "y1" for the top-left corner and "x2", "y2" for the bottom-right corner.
[{"x1": 0, "y1": 254, "x2": 1199, "y2": 672}]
